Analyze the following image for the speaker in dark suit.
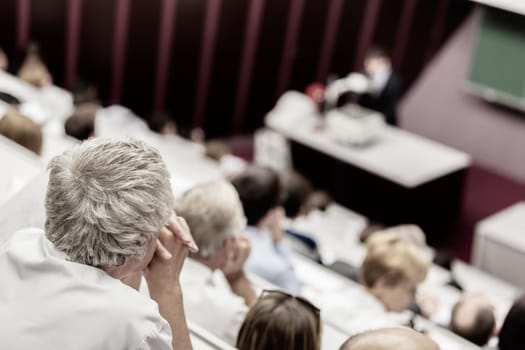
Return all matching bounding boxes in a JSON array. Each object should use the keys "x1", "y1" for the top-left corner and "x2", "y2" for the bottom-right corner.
[{"x1": 357, "y1": 47, "x2": 401, "y2": 126}]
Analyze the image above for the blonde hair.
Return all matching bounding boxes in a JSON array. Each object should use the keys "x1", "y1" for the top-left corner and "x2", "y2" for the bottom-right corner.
[
  {"x1": 0, "y1": 107, "x2": 42, "y2": 154},
  {"x1": 361, "y1": 231, "x2": 429, "y2": 288},
  {"x1": 237, "y1": 292, "x2": 321, "y2": 350},
  {"x1": 175, "y1": 180, "x2": 245, "y2": 259}
]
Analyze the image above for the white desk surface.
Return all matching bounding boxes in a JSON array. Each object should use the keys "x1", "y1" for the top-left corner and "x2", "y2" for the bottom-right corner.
[
  {"x1": 476, "y1": 202, "x2": 525, "y2": 251},
  {"x1": 470, "y1": 0, "x2": 525, "y2": 15},
  {"x1": 0, "y1": 135, "x2": 44, "y2": 207},
  {"x1": 291, "y1": 254, "x2": 480, "y2": 350},
  {"x1": 0, "y1": 70, "x2": 73, "y2": 125},
  {"x1": 266, "y1": 112, "x2": 471, "y2": 188}
]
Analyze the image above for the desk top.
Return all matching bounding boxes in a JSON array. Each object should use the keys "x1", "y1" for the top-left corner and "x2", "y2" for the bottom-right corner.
[
  {"x1": 266, "y1": 112, "x2": 471, "y2": 188},
  {"x1": 476, "y1": 202, "x2": 525, "y2": 251}
]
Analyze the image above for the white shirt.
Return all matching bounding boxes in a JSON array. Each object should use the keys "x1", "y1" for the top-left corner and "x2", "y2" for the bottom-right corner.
[
  {"x1": 307, "y1": 285, "x2": 410, "y2": 336},
  {"x1": 0, "y1": 228, "x2": 172, "y2": 350},
  {"x1": 180, "y1": 258, "x2": 248, "y2": 345}
]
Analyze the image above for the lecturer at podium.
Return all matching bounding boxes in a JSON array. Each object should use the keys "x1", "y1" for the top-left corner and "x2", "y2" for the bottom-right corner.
[{"x1": 357, "y1": 47, "x2": 401, "y2": 126}]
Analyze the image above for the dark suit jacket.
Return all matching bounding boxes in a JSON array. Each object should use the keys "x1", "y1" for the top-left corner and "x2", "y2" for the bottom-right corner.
[{"x1": 357, "y1": 73, "x2": 401, "y2": 126}]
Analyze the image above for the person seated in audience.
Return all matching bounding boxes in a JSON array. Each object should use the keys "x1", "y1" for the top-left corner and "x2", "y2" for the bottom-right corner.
[
  {"x1": 0, "y1": 137, "x2": 198, "y2": 350},
  {"x1": 0, "y1": 106, "x2": 42, "y2": 154},
  {"x1": 64, "y1": 102, "x2": 100, "y2": 141},
  {"x1": 147, "y1": 111, "x2": 178, "y2": 135},
  {"x1": 498, "y1": 295, "x2": 525, "y2": 350},
  {"x1": 231, "y1": 166, "x2": 301, "y2": 293},
  {"x1": 175, "y1": 180, "x2": 257, "y2": 345},
  {"x1": 204, "y1": 139, "x2": 247, "y2": 176},
  {"x1": 15, "y1": 42, "x2": 52, "y2": 88},
  {"x1": 360, "y1": 231, "x2": 429, "y2": 314},
  {"x1": 236, "y1": 290, "x2": 321, "y2": 350},
  {"x1": 449, "y1": 293, "x2": 496, "y2": 347},
  {"x1": 339, "y1": 327, "x2": 439, "y2": 350},
  {"x1": 0, "y1": 47, "x2": 8, "y2": 71}
]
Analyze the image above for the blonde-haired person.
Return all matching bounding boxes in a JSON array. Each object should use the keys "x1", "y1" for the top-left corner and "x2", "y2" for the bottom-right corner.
[
  {"x1": 361, "y1": 230, "x2": 430, "y2": 313},
  {"x1": 236, "y1": 290, "x2": 321, "y2": 350},
  {"x1": 0, "y1": 106, "x2": 42, "y2": 154},
  {"x1": 321, "y1": 230, "x2": 430, "y2": 335},
  {"x1": 175, "y1": 180, "x2": 257, "y2": 345}
]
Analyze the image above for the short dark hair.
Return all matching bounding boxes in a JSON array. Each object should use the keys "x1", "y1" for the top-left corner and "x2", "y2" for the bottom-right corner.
[
  {"x1": 280, "y1": 171, "x2": 312, "y2": 218},
  {"x1": 450, "y1": 300, "x2": 495, "y2": 346},
  {"x1": 365, "y1": 46, "x2": 390, "y2": 60},
  {"x1": 499, "y1": 295, "x2": 525, "y2": 350},
  {"x1": 231, "y1": 166, "x2": 281, "y2": 226}
]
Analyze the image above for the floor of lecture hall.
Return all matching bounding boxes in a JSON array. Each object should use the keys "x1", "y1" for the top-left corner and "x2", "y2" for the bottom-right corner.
[{"x1": 226, "y1": 135, "x2": 525, "y2": 263}]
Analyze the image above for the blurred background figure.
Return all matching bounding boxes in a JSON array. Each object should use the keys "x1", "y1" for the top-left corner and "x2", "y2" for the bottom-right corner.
[
  {"x1": 0, "y1": 106, "x2": 42, "y2": 154},
  {"x1": 236, "y1": 290, "x2": 321, "y2": 350},
  {"x1": 231, "y1": 166, "x2": 301, "y2": 293},
  {"x1": 339, "y1": 327, "x2": 439, "y2": 350},
  {"x1": 449, "y1": 293, "x2": 496, "y2": 347},
  {"x1": 175, "y1": 180, "x2": 257, "y2": 345},
  {"x1": 357, "y1": 47, "x2": 401, "y2": 126},
  {"x1": 0, "y1": 47, "x2": 8, "y2": 71},
  {"x1": 361, "y1": 231, "x2": 429, "y2": 313},
  {"x1": 498, "y1": 295, "x2": 525, "y2": 350},
  {"x1": 15, "y1": 43, "x2": 52, "y2": 88}
]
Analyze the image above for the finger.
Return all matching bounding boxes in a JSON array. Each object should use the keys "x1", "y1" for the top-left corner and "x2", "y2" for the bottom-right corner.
[
  {"x1": 155, "y1": 238, "x2": 172, "y2": 260},
  {"x1": 166, "y1": 216, "x2": 199, "y2": 253}
]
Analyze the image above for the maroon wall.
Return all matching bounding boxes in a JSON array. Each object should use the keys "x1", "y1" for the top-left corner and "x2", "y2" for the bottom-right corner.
[{"x1": 0, "y1": 0, "x2": 472, "y2": 137}]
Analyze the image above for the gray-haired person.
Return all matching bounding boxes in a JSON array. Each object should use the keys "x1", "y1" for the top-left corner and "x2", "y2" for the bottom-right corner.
[{"x1": 0, "y1": 137, "x2": 198, "y2": 350}]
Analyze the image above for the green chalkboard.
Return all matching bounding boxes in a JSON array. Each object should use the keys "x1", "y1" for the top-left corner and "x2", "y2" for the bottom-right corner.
[{"x1": 468, "y1": 7, "x2": 525, "y2": 108}]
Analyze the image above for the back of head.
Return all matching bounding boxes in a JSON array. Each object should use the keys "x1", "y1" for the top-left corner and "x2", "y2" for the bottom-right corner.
[
  {"x1": 362, "y1": 231, "x2": 429, "y2": 288},
  {"x1": 230, "y1": 166, "x2": 281, "y2": 226},
  {"x1": 450, "y1": 294, "x2": 495, "y2": 346},
  {"x1": 499, "y1": 295, "x2": 525, "y2": 350},
  {"x1": 237, "y1": 292, "x2": 320, "y2": 350},
  {"x1": 340, "y1": 327, "x2": 439, "y2": 350},
  {"x1": 45, "y1": 137, "x2": 174, "y2": 267},
  {"x1": 0, "y1": 107, "x2": 42, "y2": 154},
  {"x1": 279, "y1": 171, "x2": 312, "y2": 218},
  {"x1": 65, "y1": 103, "x2": 100, "y2": 141},
  {"x1": 175, "y1": 180, "x2": 244, "y2": 259}
]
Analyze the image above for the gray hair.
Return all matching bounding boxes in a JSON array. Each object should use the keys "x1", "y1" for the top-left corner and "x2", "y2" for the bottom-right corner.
[
  {"x1": 45, "y1": 137, "x2": 174, "y2": 267},
  {"x1": 175, "y1": 180, "x2": 245, "y2": 259}
]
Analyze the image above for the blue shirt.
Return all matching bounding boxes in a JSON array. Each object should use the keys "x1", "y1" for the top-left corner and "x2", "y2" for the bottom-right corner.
[{"x1": 245, "y1": 226, "x2": 301, "y2": 294}]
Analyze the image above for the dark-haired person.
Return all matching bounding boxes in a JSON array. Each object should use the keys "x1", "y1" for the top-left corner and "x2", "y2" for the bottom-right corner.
[
  {"x1": 449, "y1": 293, "x2": 495, "y2": 347},
  {"x1": 498, "y1": 295, "x2": 525, "y2": 350},
  {"x1": 231, "y1": 166, "x2": 301, "y2": 293},
  {"x1": 357, "y1": 47, "x2": 401, "y2": 126},
  {"x1": 236, "y1": 290, "x2": 321, "y2": 350}
]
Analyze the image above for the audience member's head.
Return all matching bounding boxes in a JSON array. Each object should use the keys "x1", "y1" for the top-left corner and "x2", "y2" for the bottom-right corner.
[
  {"x1": 175, "y1": 180, "x2": 245, "y2": 268},
  {"x1": 339, "y1": 327, "x2": 439, "y2": 350},
  {"x1": 0, "y1": 106, "x2": 42, "y2": 154},
  {"x1": 231, "y1": 166, "x2": 282, "y2": 226},
  {"x1": 449, "y1": 293, "x2": 495, "y2": 346},
  {"x1": 300, "y1": 190, "x2": 333, "y2": 215},
  {"x1": 205, "y1": 139, "x2": 231, "y2": 162},
  {"x1": 45, "y1": 137, "x2": 174, "y2": 271},
  {"x1": 0, "y1": 47, "x2": 8, "y2": 71},
  {"x1": 72, "y1": 80, "x2": 99, "y2": 105},
  {"x1": 279, "y1": 170, "x2": 312, "y2": 219},
  {"x1": 498, "y1": 295, "x2": 525, "y2": 350},
  {"x1": 17, "y1": 42, "x2": 52, "y2": 87},
  {"x1": 64, "y1": 102, "x2": 100, "y2": 141},
  {"x1": 361, "y1": 231, "x2": 429, "y2": 312},
  {"x1": 147, "y1": 111, "x2": 178, "y2": 135},
  {"x1": 236, "y1": 290, "x2": 321, "y2": 350},
  {"x1": 364, "y1": 46, "x2": 392, "y2": 77}
]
